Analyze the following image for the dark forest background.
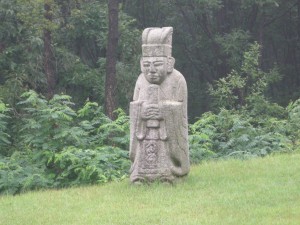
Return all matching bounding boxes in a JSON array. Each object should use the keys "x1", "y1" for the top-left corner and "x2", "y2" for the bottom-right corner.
[{"x1": 1, "y1": 0, "x2": 300, "y2": 119}]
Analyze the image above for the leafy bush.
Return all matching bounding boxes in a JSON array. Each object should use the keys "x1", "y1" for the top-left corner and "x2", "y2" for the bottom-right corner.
[
  {"x1": 18, "y1": 91, "x2": 88, "y2": 152},
  {"x1": 17, "y1": 90, "x2": 130, "y2": 152},
  {"x1": 287, "y1": 99, "x2": 300, "y2": 149},
  {"x1": 0, "y1": 145, "x2": 130, "y2": 195},
  {"x1": 188, "y1": 42, "x2": 293, "y2": 163},
  {"x1": 0, "y1": 100, "x2": 11, "y2": 155},
  {"x1": 189, "y1": 107, "x2": 293, "y2": 162},
  {"x1": 209, "y1": 42, "x2": 281, "y2": 110},
  {"x1": 1, "y1": 89, "x2": 299, "y2": 194},
  {"x1": 0, "y1": 152, "x2": 51, "y2": 195},
  {"x1": 50, "y1": 146, "x2": 130, "y2": 187},
  {"x1": 189, "y1": 112, "x2": 217, "y2": 164},
  {"x1": 0, "y1": 91, "x2": 130, "y2": 195}
]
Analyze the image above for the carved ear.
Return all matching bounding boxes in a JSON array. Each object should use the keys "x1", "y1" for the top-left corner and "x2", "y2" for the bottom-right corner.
[
  {"x1": 140, "y1": 58, "x2": 145, "y2": 73},
  {"x1": 167, "y1": 57, "x2": 175, "y2": 73}
]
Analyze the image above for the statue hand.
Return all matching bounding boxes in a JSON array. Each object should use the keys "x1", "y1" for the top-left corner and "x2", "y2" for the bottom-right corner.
[{"x1": 142, "y1": 104, "x2": 162, "y2": 120}]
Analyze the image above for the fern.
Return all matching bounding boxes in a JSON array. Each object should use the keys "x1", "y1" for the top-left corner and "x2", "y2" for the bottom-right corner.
[
  {"x1": 189, "y1": 105, "x2": 293, "y2": 162},
  {"x1": 287, "y1": 99, "x2": 300, "y2": 148},
  {"x1": 97, "y1": 108, "x2": 130, "y2": 150},
  {"x1": 18, "y1": 91, "x2": 89, "y2": 152},
  {"x1": 0, "y1": 152, "x2": 51, "y2": 195},
  {"x1": 0, "y1": 91, "x2": 131, "y2": 194},
  {"x1": 0, "y1": 100, "x2": 11, "y2": 154},
  {"x1": 51, "y1": 146, "x2": 130, "y2": 187}
]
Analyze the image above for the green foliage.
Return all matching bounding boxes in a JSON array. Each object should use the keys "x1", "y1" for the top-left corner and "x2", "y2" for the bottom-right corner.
[
  {"x1": 0, "y1": 91, "x2": 130, "y2": 195},
  {"x1": 0, "y1": 152, "x2": 51, "y2": 195},
  {"x1": 16, "y1": 0, "x2": 59, "y2": 33},
  {"x1": 287, "y1": 99, "x2": 300, "y2": 147},
  {"x1": 0, "y1": 100, "x2": 11, "y2": 153},
  {"x1": 216, "y1": 29, "x2": 251, "y2": 68},
  {"x1": 97, "y1": 108, "x2": 130, "y2": 150},
  {"x1": 189, "y1": 107, "x2": 292, "y2": 162},
  {"x1": 1, "y1": 0, "x2": 300, "y2": 118},
  {"x1": 18, "y1": 90, "x2": 86, "y2": 152},
  {"x1": 189, "y1": 112, "x2": 217, "y2": 163},
  {"x1": 209, "y1": 42, "x2": 281, "y2": 109},
  {"x1": 208, "y1": 70, "x2": 246, "y2": 109},
  {"x1": 0, "y1": 0, "x2": 46, "y2": 105},
  {"x1": 58, "y1": 0, "x2": 108, "y2": 64},
  {"x1": 190, "y1": 41, "x2": 295, "y2": 163},
  {"x1": 50, "y1": 146, "x2": 129, "y2": 187},
  {"x1": 245, "y1": 94, "x2": 288, "y2": 122},
  {"x1": 17, "y1": 90, "x2": 130, "y2": 152},
  {"x1": 115, "y1": 12, "x2": 141, "y2": 109},
  {"x1": 1, "y1": 89, "x2": 299, "y2": 194},
  {"x1": 55, "y1": 48, "x2": 105, "y2": 104},
  {"x1": 53, "y1": 1, "x2": 140, "y2": 109},
  {"x1": 0, "y1": 0, "x2": 139, "y2": 110}
]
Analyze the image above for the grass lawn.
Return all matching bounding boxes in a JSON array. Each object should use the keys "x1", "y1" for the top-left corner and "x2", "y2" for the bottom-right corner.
[{"x1": 0, "y1": 153, "x2": 299, "y2": 225}]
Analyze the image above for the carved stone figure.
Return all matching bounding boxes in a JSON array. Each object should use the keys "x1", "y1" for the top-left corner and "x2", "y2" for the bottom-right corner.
[{"x1": 129, "y1": 27, "x2": 190, "y2": 183}]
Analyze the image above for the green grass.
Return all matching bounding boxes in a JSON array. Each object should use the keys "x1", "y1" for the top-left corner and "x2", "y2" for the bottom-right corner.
[{"x1": 1, "y1": 153, "x2": 299, "y2": 225}]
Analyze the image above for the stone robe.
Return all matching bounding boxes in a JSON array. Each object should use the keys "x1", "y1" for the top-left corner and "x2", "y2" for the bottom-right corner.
[{"x1": 129, "y1": 69, "x2": 190, "y2": 182}]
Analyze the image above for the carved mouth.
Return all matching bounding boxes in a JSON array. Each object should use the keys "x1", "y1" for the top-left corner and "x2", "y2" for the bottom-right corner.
[{"x1": 149, "y1": 75, "x2": 159, "y2": 80}]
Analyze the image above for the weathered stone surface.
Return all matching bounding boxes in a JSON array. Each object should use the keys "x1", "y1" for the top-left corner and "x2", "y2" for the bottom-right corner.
[{"x1": 129, "y1": 27, "x2": 190, "y2": 183}]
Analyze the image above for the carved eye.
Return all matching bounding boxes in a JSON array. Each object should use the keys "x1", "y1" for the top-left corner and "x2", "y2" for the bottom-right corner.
[
  {"x1": 143, "y1": 63, "x2": 150, "y2": 67},
  {"x1": 154, "y1": 62, "x2": 163, "y2": 67}
]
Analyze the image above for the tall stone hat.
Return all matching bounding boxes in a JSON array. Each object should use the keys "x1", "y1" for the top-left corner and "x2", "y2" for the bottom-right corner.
[{"x1": 142, "y1": 27, "x2": 173, "y2": 57}]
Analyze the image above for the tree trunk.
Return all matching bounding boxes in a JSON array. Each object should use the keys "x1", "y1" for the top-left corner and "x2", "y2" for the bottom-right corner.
[
  {"x1": 44, "y1": 2, "x2": 57, "y2": 99},
  {"x1": 105, "y1": 0, "x2": 119, "y2": 119}
]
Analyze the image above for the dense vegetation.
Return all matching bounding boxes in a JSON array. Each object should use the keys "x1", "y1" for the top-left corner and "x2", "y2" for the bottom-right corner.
[{"x1": 1, "y1": 0, "x2": 300, "y2": 194}]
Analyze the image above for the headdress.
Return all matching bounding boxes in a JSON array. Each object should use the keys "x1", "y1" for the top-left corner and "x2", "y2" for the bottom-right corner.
[{"x1": 142, "y1": 27, "x2": 173, "y2": 57}]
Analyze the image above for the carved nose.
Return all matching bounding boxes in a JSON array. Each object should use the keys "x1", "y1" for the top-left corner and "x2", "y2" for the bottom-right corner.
[{"x1": 150, "y1": 63, "x2": 156, "y2": 73}]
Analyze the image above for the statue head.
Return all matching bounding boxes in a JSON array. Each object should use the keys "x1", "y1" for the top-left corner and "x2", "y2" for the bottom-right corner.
[{"x1": 141, "y1": 27, "x2": 175, "y2": 84}]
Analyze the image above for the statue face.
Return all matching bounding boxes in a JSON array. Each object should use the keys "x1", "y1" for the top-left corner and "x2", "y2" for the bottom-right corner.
[{"x1": 141, "y1": 57, "x2": 168, "y2": 84}]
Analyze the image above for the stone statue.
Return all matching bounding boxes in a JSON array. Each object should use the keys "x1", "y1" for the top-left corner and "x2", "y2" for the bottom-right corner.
[{"x1": 129, "y1": 27, "x2": 190, "y2": 183}]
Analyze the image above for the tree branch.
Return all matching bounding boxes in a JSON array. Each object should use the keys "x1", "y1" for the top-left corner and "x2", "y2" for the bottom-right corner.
[{"x1": 263, "y1": 2, "x2": 298, "y2": 28}]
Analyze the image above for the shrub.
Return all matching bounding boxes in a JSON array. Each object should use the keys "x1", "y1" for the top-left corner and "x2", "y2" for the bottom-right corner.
[
  {"x1": 190, "y1": 42, "x2": 292, "y2": 162},
  {"x1": 287, "y1": 99, "x2": 300, "y2": 148},
  {"x1": 189, "y1": 107, "x2": 292, "y2": 162},
  {"x1": 189, "y1": 112, "x2": 217, "y2": 164},
  {"x1": 49, "y1": 146, "x2": 130, "y2": 187},
  {"x1": 18, "y1": 90, "x2": 88, "y2": 152},
  {"x1": 0, "y1": 152, "x2": 51, "y2": 195},
  {"x1": 0, "y1": 91, "x2": 131, "y2": 195},
  {"x1": 0, "y1": 100, "x2": 11, "y2": 155},
  {"x1": 209, "y1": 42, "x2": 281, "y2": 110}
]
